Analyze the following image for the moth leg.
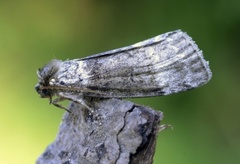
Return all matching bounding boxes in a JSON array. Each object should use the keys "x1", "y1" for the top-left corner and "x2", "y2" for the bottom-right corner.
[
  {"x1": 52, "y1": 97, "x2": 72, "y2": 113},
  {"x1": 58, "y1": 93, "x2": 94, "y2": 113}
]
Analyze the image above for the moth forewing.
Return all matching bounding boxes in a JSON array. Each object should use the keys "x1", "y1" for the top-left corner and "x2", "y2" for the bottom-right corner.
[{"x1": 74, "y1": 30, "x2": 212, "y2": 98}]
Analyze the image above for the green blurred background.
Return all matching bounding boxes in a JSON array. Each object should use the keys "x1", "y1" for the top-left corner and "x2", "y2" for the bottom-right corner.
[{"x1": 0, "y1": 0, "x2": 239, "y2": 163}]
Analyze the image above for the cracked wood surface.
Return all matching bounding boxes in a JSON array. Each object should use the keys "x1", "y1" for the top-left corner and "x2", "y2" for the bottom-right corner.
[{"x1": 37, "y1": 98, "x2": 163, "y2": 164}]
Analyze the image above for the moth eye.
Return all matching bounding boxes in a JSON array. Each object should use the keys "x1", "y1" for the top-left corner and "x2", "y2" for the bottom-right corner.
[
  {"x1": 49, "y1": 78, "x2": 56, "y2": 85},
  {"x1": 60, "y1": 81, "x2": 65, "y2": 85}
]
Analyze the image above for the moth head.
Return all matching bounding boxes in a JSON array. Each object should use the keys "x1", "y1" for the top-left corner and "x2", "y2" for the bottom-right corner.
[{"x1": 35, "y1": 60, "x2": 63, "y2": 102}]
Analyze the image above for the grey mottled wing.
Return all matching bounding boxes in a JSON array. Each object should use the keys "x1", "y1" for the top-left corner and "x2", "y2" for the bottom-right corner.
[{"x1": 74, "y1": 30, "x2": 212, "y2": 98}]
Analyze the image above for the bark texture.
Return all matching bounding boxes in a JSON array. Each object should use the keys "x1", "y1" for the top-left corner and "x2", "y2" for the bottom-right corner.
[{"x1": 37, "y1": 98, "x2": 163, "y2": 164}]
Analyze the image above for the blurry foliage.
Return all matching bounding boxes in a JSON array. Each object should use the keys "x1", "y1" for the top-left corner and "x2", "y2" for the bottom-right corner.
[{"x1": 0, "y1": 0, "x2": 239, "y2": 163}]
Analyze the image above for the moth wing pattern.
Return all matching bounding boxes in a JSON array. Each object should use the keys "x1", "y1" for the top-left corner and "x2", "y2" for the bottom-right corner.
[{"x1": 72, "y1": 30, "x2": 212, "y2": 98}]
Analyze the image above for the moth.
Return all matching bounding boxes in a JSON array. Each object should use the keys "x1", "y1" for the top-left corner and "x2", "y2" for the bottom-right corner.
[{"x1": 35, "y1": 30, "x2": 212, "y2": 112}]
